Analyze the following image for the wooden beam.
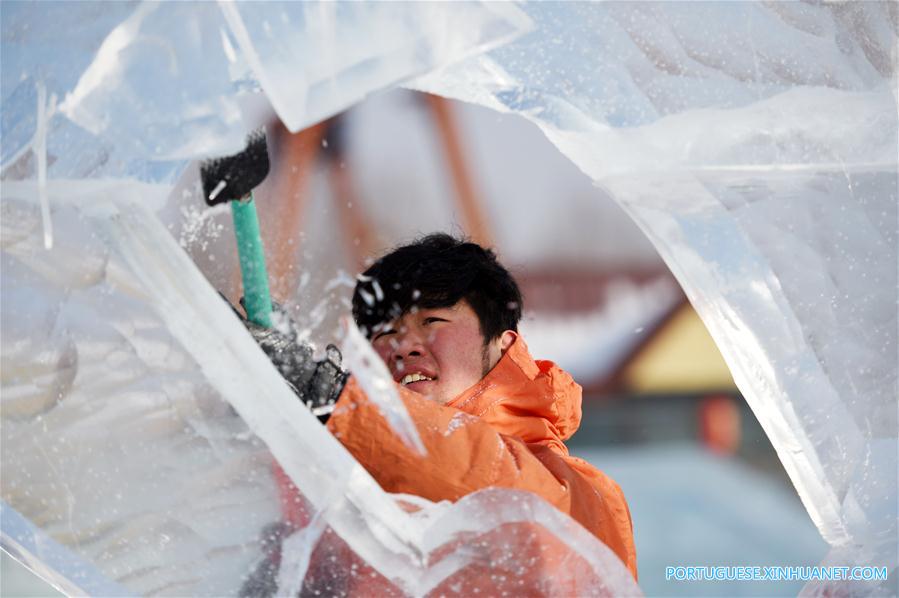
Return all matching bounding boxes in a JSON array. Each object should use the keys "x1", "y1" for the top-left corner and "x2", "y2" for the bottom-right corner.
[{"x1": 424, "y1": 93, "x2": 492, "y2": 247}]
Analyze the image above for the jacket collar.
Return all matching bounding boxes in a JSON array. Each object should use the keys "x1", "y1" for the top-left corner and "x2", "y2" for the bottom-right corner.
[{"x1": 445, "y1": 335, "x2": 583, "y2": 453}]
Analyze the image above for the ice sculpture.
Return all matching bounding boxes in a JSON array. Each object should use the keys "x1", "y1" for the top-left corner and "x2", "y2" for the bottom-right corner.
[
  {"x1": 411, "y1": 2, "x2": 897, "y2": 593},
  {"x1": 1, "y1": 183, "x2": 639, "y2": 595},
  {"x1": 2, "y1": 2, "x2": 641, "y2": 596},
  {"x1": 1, "y1": 188, "x2": 282, "y2": 595},
  {"x1": 2, "y1": 1, "x2": 896, "y2": 596}
]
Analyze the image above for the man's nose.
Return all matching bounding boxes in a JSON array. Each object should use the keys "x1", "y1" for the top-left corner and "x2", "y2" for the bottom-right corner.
[{"x1": 392, "y1": 326, "x2": 425, "y2": 360}]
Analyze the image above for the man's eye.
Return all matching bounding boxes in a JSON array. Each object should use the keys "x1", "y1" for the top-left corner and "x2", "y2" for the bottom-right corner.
[
  {"x1": 423, "y1": 317, "x2": 447, "y2": 325},
  {"x1": 373, "y1": 329, "x2": 396, "y2": 341}
]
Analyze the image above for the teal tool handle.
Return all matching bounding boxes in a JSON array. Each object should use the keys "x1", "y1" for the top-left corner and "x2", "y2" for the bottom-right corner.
[{"x1": 231, "y1": 194, "x2": 273, "y2": 328}]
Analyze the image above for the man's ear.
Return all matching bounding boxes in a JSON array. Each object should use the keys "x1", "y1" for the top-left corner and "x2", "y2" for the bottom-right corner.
[{"x1": 499, "y1": 330, "x2": 517, "y2": 354}]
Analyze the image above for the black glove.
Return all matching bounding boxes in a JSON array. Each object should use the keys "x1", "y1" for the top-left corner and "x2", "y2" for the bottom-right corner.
[{"x1": 230, "y1": 296, "x2": 349, "y2": 422}]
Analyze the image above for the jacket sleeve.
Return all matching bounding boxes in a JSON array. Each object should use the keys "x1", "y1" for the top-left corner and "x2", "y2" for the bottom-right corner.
[{"x1": 326, "y1": 377, "x2": 638, "y2": 579}]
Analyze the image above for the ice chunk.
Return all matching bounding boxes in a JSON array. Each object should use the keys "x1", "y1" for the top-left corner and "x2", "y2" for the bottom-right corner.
[
  {"x1": 340, "y1": 316, "x2": 425, "y2": 456},
  {"x1": 59, "y1": 2, "x2": 246, "y2": 161},
  {"x1": 219, "y1": 2, "x2": 531, "y2": 132},
  {"x1": 2, "y1": 181, "x2": 640, "y2": 595},
  {"x1": 4, "y1": 1, "x2": 530, "y2": 185},
  {"x1": 1, "y1": 2, "x2": 188, "y2": 184},
  {"x1": 4, "y1": 1, "x2": 896, "y2": 595},
  {"x1": 1, "y1": 501, "x2": 130, "y2": 596},
  {"x1": 1, "y1": 192, "x2": 282, "y2": 595},
  {"x1": 412, "y1": 2, "x2": 897, "y2": 593},
  {"x1": 0, "y1": 1, "x2": 136, "y2": 166}
]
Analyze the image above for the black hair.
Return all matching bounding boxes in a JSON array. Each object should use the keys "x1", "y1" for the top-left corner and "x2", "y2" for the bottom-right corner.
[{"x1": 352, "y1": 233, "x2": 522, "y2": 343}]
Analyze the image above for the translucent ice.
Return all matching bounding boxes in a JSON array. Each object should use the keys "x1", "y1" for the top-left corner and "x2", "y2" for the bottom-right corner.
[
  {"x1": 60, "y1": 2, "x2": 247, "y2": 161},
  {"x1": 340, "y1": 317, "x2": 426, "y2": 456},
  {"x1": 1, "y1": 181, "x2": 639, "y2": 595},
  {"x1": 218, "y1": 2, "x2": 532, "y2": 132},
  {"x1": 2, "y1": 189, "x2": 282, "y2": 595},
  {"x1": 2, "y1": 1, "x2": 531, "y2": 183},
  {"x1": 411, "y1": 2, "x2": 897, "y2": 592},
  {"x1": 3, "y1": 1, "x2": 897, "y2": 595},
  {"x1": 2, "y1": 3, "x2": 636, "y2": 594}
]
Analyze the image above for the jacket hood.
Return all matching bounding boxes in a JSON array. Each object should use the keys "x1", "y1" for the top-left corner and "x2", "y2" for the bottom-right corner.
[{"x1": 446, "y1": 335, "x2": 583, "y2": 453}]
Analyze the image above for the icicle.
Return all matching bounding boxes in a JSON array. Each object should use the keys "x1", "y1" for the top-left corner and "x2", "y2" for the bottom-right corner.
[
  {"x1": 33, "y1": 82, "x2": 57, "y2": 250},
  {"x1": 340, "y1": 316, "x2": 426, "y2": 456}
]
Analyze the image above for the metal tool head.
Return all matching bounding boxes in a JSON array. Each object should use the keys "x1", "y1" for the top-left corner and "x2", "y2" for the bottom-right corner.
[{"x1": 200, "y1": 128, "x2": 270, "y2": 206}]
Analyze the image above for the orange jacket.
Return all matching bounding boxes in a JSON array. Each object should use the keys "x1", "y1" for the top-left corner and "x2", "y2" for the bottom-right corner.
[{"x1": 327, "y1": 336, "x2": 637, "y2": 579}]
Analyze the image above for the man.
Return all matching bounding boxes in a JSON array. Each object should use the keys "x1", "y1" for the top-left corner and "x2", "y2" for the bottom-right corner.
[{"x1": 243, "y1": 233, "x2": 637, "y2": 592}]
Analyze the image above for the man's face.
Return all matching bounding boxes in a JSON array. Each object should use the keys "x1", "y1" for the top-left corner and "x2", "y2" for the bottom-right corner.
[{"x1": 370, "y1": 300, "x2": 506, "y2": 404}]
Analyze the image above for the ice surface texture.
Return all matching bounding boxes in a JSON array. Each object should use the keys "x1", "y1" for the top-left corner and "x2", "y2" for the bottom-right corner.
[
  {"x1": 411, "y1": 2, "x2": 897, "y2": 593},
  {"x1": 2, "y1": 2, "x2": 530, "y2": 181},
  {"x1": 1, "y1": 184, "x2": 639, "y2": 595},
  {"x1": 1, "y1": 187, "x2": 282, "y2": 595},
  {"x1": 2, "y1": 3, "x2": 640, "y2": 596},
  {"x1": 2, "y1": 1, "x2": 896, "y2": 595}
]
